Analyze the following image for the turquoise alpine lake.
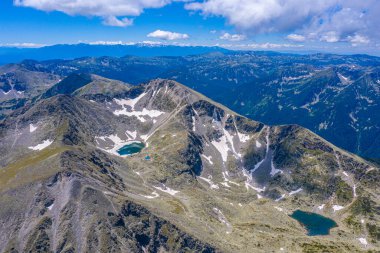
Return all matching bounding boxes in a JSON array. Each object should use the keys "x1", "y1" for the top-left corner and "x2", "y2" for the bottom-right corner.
[
  {"x1": 290, "y1": 210, "x2": 337, "y2": 236},
  {"x1": 117, "y1": 142, "x2": 145, "y2": 156}
]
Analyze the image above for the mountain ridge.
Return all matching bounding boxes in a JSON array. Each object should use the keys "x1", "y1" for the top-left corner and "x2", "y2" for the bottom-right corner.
[
  {"x1": 0, "y1": 43, "x2": 230, "y2": 65},
  {"x1": 1, "y1": 76, "x2": 379, "y2": 252},
  {"x1": 3, "y1": 52, "x2": 378, "y2": 159}
]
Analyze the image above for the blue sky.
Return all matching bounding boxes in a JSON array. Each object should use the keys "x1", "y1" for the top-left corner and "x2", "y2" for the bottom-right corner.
[{"x1": 1, "y1": 0, "x2": 379, "y2": 55}]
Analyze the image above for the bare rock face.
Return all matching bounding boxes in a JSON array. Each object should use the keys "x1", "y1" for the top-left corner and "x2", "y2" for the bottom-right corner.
[{"x1": 0, "y1": 77, "x2": 379, "y2": 252}]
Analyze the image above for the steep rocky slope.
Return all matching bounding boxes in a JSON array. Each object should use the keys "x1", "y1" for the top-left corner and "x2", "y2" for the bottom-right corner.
[
  {"x1": 0, "y1": 77, "x2": 379, "y2": 252},
  {"x1": 0, "y1": 63, "x2": 61, "y2": 120}
]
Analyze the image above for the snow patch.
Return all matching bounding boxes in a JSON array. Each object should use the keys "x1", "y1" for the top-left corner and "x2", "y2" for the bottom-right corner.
[
  {"x1": 243, "y1": 169, "x2": 266, "y2": 192},
  {"x1": 318, "y1": 204, "x2": 325, "y2": 210},
  {"x1": 237, "y1": 131, "x2": 250, "y2": 143},
  {"x1": 358, "y1": 238, "x2": 368, "y2": 247},
  {"x1": 357, "y1": 94, "x2": 374, "y2": 104},
  {"x1": 154, "y1": 184, "x2": 179, "y2": 196},
  {"x1": 255, "y1": 140, "x2": 262, "y2": 148},
  {"x1": 29, "y1": 124, "x2": 37, "y2": 133},
  {"x1": 114, "y1": 92, "x2": 146, "y2": 110},
  {"x1": 28, "y1": 139, "x2": 53, "y2": 151},
  {"x1": 211, "y1": 135, "x2": 230, "y2": 162},
  {"x1": 213, "y1": 208, "x2": 232, "y2": 234},
  {"x1": 220, "y1": 182, "x2": 230, "y2": 188},
  {"x1": 222, "y1": 171, "x2": 239, "y2": 186},
  {"x1": 114, "y1": 108, "x2": 164, "y2": 122},
  {"x1": 252, "y1": 129, "x2": 271, "y2": 173},
  {"x1": 199, "y1": 176, "x2": 219, "y2": 189},
  {"x1": 338, "y1": 73, "x2": 352, "y2": 85},
  {"x1": 223, "y1": 128, "x2": 238, "y2": 157},
  {"x1": 289, "y1": 188, "x2": 303, "y2": 196},
  {"x1": 1, "y1": 89, "x2": 11, "y2": 95},
  {"x1": 332, "y1": 205, "x2": 344, "y2": 212},
  {"x1": 252, "y1": 159, "x2": 265, "y2": 173},
  {"x1": 270, "y1": 159, "x2": 282, "y2": 177},
  {"x1": 126, "y1": 130, "x2": 137, "y2": 139},
  {"x1": 141, "y1": 191, "x2": 159, "y2": 199},
  {"x1": 349, "y1": 112, "x2": 358, "y2": 123},
  {"x1": 318, "y1": 121, "x2": 328, "y2": 130},
  {"x1": 275, "y1": 194, "x2": 286, "y2": 202},
  {"x1": 274, "y1": 206, "x2": 283, "y2": 212},
  {"x1": 201, "y1": 154, "x2": 214, "y2": 165},
  {"x1": 47, "y1": 203, "x2": 54, "y2": 210}
]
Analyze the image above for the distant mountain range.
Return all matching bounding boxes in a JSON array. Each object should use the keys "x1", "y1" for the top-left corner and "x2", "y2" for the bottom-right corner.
[
  {"x1": 1, "y1": 51, "x2": 379, "y2": 161},
  {"x1": 0, "y1": 43, "x2": 229, "y2": 65}
]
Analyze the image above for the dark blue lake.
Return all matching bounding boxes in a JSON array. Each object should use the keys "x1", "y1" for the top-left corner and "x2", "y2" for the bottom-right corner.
[
  {"x1": 117, "y1": 142, "x2": 145, "y2": 156},
  {"x1": 290, "y1": 210, "x2": 337, "y2": 236}
]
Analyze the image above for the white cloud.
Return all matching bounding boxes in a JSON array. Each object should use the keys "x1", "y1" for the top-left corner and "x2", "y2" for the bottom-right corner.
[
  {"x1": 14, "y1": 0, "x2": 174, "y2": 16},
  {"x1": 185, "y1": 0, "x2": 334, "y2": 32},
  {"x1": 286, "y1": 34, "x2": 306, "y2": 42},
  {"x1": 14, "y1": 0, "x2": 176, "y2": 26},
  {"x1": 320, "y1": 31, "x2": 340, "y2": 43},
  {"x1": 219, "y1": 33, "x2": 246, "y2": 41},
  {"x1": 186, "y1": 0, "x2": 380, "y2": 45},
  {"x1": 0, "y1": 42, "x2": 46, "y2": 48},
  {"x1": 12, "y1": 0, "x2": 380, "y2": 46},
  {"x1": 102, "y1": 16, "x2": 133, "y2": 27},
  {"x1": 348, "y1": 34, "x2": 370, "y2": 46},
  {"x1": 147, "y1": 30, "x2": 189, "y2": 40}
]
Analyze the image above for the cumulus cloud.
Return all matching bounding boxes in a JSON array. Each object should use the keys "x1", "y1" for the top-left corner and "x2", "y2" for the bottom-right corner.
[
  {"x1": 13, "y1": 0, "x2": 380, "y2": 45},
  {"x1": 320, "y1": 31, "x2": 340, "y2": 43},
  {"x1": 186, "y1": 0, "x2": 380, "y2": 45},
  {"x1": 102, "y1": 16, "x2": 133, "y2": 27},
  {"x1": 14, "y1": 0, "x2": 175, "y2": 26},
  {"x1": 185, "y1": 0, "x2": 333, "y2": 32},
  {"x1": 286, "y1": 34, "x2": 306, "y2": 42},
  {"x1": 347, "y1": 34, "x2": 370, "y2": 47},
  {"x1": 147, "y1": 30, "x2": 189, "y2": 40},
  {"x1": 219, "y1": 33, "x2": 246, "y2": 41}
]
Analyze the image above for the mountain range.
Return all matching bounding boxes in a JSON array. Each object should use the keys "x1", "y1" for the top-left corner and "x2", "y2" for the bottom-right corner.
[
  {"x1": 0, "y1": 71, "x2": 379, "y2": 252},
  {"x1": 0, "y1": 44, "x2": 229, "y2": 65},
  {"x1": 1, "y1": 51, "x2": 379, "y2": 161}
]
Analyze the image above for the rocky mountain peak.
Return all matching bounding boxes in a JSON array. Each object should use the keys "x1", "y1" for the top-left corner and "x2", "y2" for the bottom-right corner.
[{"x1": 0, "y1": 75, "x2": 379, "y2": 252}]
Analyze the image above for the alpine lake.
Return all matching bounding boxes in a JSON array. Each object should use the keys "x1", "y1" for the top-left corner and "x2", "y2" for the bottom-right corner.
[
  {"x1": 117, "y1": 141, "x2": 145, "y2": 156},
  {"x1": 290, "y1": 210, "x2": 338, "y2": 236}
]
